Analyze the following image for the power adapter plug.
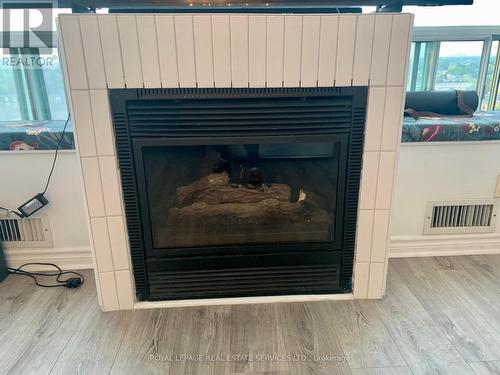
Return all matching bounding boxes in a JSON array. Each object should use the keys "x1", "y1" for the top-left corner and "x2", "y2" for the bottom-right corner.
[
  {"x1": 64, "y1": 278, "x2": 82, "y2": 289},
  {"x1": 18, "y1": 193, "x2": 49, "y2": 217}
]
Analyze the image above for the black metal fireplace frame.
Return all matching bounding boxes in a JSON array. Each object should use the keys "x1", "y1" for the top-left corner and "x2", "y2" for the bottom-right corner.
[{"x1": 109, "y1": 87, "x2": 367, "y2": 301}]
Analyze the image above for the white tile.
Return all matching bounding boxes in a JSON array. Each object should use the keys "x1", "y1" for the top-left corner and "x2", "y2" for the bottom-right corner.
[
  {"x1": 230, "y1": 15, "x2": 249, "y2": 88},
  {"x1": 283, "y1": 16, "x2": 302, "y2": 87},
  {"x1": 174, "y1": 16, "x2": 197, "y2": 88},
  {"x1": 352, "y1": 15, "x2": 375, "y2": 86},
  {"x1": 107, "y1": 216, "x2": 130, "y2": 271},
  {"x1": 81, "y1": 157, "x2": 105, "y2": 217},
  {"x1": 71, "y1": 90, "x2": 97, "y2": 157},
  {"x1": 248, "y1": 16, "x2": 266, "y2": 88},
  {"x1": 59, "y1": 16, "x2": 87, "y2": 89},
  {"x1": 367, "y1": 262, "x2": 385, "y2": 299},
  {"x1": 371, "y1": 210, "x2": 390, "y2": 263},
  {"x1": 375, "y1": 152, "x2": 396, "y2": 210},
  {"x1": 99, "y1": 271, "x2": 120, "y2": 311},
  {"x1": 98, "y1": 156, "x2": 123, "y2": 216},
  {"x1": 193, "y1": 15, "x2": 215, "y2": 88},
  {"x1": 117, "y1": 16, "x2": 143, "y2": 88},
  {"x1": 364, "y1": 87, "x2": 386, "y2": 152},
  {"x1": 266, "y1": 16, "x2": 285, "y2": 87},
  {"x1": 137, "y1": 15, "x2": 161, "y2": 88},
  {"x1": 79, "y1": 16, "x2": 106, "y2": 89},
  {"x1": 353, "y1": 262, "x2": 370, "y2": 299},
  {"x1": 387, "y1": 14, "x2": 413, "y2": 87},
  {"x1": 90, "y1": 217, "x2": 113, "y2": 272},
  {"x1": 115, "y1": 270, "x2": 135, "y2": 310},
  {"x1": 156, "y1": 15, "x2": 179, "y2": 88},
  {"x1": 317, "y1": 15, "x2": 338, "y2": 87},
  {"x1": 355, "y1": 210, "x2": 374, "y2": 263},
  {"x1": 90, "y1": 90, "x2": 115, "y2": 156},
  {"x1": 335, "y1": 15, "x2": 357, "y2": 86},
  {"x1": 359, "y1": 152, "x2": 379, "y2": 210},
  {"x1": 212, "y1": 15, "x2": 232, "y2": 87},
  {"x1": 57, "y1": 21, "x2": 73, "y2": 112},
  {"x1": 300, "y1": 15, "x2": 321, "y2": 87},
  {"x1": 369, "y1": 14, "x2": 392, "y2": 86},
  {"x1": 92, "y1": 267, "x2": 104, "y2": 308},
  {"x1": 98, "y1": 15, "x2": 125, "y2": 88},
  {"x1": 380, "y1": 86, "x2": 405, "y2": 151}
]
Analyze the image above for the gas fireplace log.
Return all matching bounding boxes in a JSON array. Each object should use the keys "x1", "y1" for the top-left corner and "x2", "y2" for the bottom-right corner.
[
  {"x1": 176, "y1": 172, "x2": 292, "y2": 207},
  {"x1": 164, "y1": 198, "x2": 332, "y2": 247}
]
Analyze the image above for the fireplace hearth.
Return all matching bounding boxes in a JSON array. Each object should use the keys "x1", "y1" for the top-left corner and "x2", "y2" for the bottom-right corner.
[{"x1": 109, "y1": 87, "x2": 367, "y2": 301}]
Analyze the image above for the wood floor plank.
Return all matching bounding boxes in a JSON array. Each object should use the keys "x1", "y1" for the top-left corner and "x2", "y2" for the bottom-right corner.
[
  {"x1": 167, "y1": 306, "x2": 232, "y2": 375},
  {"x1": 468, "y1": 360, "x2": 500, "y2": 375},
  {"x1": 277, "y1": 302, "x2": 351, "y2": 375},
  {"x1": 49, "y1": 294, "x2": 129, "y2": 375},
  {"x1": 0, "y1": 270, "x2": 95, "y2": 375},
  {"x1": 109, "y1": 308, "x2": 173, "y2": 374},
  {"x1": 392, "y1": 257, "x2": 500, "y2": 361},
  {"x1": 351, "y1": 366, "x2": 413, "y2": 375},
  {"x1": 111, "y1": 306, "x2": 232, "y2": 375},
  {"x1": 430, "y1": 257, "x2": 500, "y2": 330},
  {"x1": 231, "y1": 303, "x2": 289, "y2": 373},
  {"x1": 330, "y1": 300, "x2": 405, "y2": 369},
  {"x1": 373, "y1": 265, "x2": 474, "y2": 375},
  {"x1": 0, "y1": 273, "x2": 39, "y2": 333}
]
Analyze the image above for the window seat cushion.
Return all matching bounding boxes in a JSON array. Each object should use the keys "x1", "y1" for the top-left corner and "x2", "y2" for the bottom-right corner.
[
  {"x1": 0, "y1": 120, "x2": 75, "y2": 151},
  {"x1": 402, "y1": 111, "x2": 500, "y2": 142}
]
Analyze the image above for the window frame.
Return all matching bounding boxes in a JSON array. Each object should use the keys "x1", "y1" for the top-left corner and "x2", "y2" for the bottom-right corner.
[{"x1": 411, "y1": 26, "x2": 500, "y2": 111}]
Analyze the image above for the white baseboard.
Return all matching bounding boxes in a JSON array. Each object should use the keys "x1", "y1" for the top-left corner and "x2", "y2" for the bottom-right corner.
[
  {"x1": 4, "y1": 246, "x2": 93, "y2": 271},
  {"x1": 389, "y1": 233, "x2": 500, "y2": 258}
]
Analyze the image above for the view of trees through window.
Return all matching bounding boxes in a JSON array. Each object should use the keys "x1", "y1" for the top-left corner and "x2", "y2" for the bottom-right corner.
[{"x1": 434, "y1": 41, "x2": 483, "y2": 91}]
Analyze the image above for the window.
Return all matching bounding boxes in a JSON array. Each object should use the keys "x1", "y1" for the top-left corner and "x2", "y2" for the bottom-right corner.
[
  {"x1": 407, "y1": 41, "x2": 439, "y2": 91},
  {"x1": 407, "y1": 27, "x2": 500, "y2": 111},
  {"x1": 0, "y1": 47, "x2": 68, "y2": 122},
  {"x1": 434, "y1": 41, "x2": 483, "y2": 91},
  {"x1": 407, "y1": 40, "x2": 484, "y2": 92},
  {"x1": 482, "y1": 40, "x2": 500, "y2": 110},
  {"x1": 0, "y1": 57, "x2": 22, "y2": 121}
]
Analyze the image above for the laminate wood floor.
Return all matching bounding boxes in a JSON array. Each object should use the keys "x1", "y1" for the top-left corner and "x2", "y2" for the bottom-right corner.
[{"x1": 1, "y1": 255, "x2": 500, "y2": 375}]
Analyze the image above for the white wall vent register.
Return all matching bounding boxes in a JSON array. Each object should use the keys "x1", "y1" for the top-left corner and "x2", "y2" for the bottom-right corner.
[
  {"x1": 424, "y1": 200, "x2": 498, "y2": 234},
  {"x1": 0, "y1": 215, "x2": 53, "y2": 248}
]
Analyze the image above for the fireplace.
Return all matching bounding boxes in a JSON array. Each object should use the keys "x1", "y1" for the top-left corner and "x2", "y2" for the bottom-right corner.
[
  {"x1": 59, "y1": 12, "x2": 412, "y2": 310},
  {"x1": 109, "y1": 87, "x2": 367, "y2": 301}
]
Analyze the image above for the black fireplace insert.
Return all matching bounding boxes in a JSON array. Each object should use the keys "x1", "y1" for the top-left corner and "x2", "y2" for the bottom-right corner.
[{"x1": 109, "y1": 87, "x2": 367, "y2": 301}]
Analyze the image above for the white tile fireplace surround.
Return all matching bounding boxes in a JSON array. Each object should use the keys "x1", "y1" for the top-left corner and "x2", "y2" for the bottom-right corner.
[{"x1": 58, "y1": 12, "x2": 413, "y2": 311}]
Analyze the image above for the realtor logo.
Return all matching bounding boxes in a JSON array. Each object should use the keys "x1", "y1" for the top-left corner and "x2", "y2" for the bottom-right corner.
[{"x1": 1, "y1": 1, "x2": 56, "y2": 49}]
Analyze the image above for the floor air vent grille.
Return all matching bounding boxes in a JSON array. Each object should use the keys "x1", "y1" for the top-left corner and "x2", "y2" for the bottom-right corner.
[
  {"x1": 424, "y1": 201, "x2": 498, "y2": 234},
  {"x1": 0, "y1": 215, "x2": 52, "y2": 247}
]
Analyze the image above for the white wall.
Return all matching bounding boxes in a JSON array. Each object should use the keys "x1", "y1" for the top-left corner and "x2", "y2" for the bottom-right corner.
[
  {"x1": 390, "y1": 142, "x2": 500, "y2": 257},
  {"x1": 0, "y1": 151, "x2": 92, "y2": 269}
]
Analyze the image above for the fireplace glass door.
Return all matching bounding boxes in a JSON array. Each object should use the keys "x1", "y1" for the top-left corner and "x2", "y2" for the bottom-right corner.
[{"x1": 135, "y1": 136, "x2": 348, "y2": 254}]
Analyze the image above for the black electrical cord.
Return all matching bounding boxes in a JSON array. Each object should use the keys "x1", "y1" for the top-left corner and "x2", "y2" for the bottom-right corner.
[
  {"x1": 42, "y1": 113, "x2": 71, "y2": 195},
  {"x1": 0, "y1": 206, "x2": 23, "y2": 218},
  {"x1": 8, "y1": 263, "x2": 84, "y2": 288},
  {"x1": 0, "y1": 114, "x2": 71, "y2": 216}
]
